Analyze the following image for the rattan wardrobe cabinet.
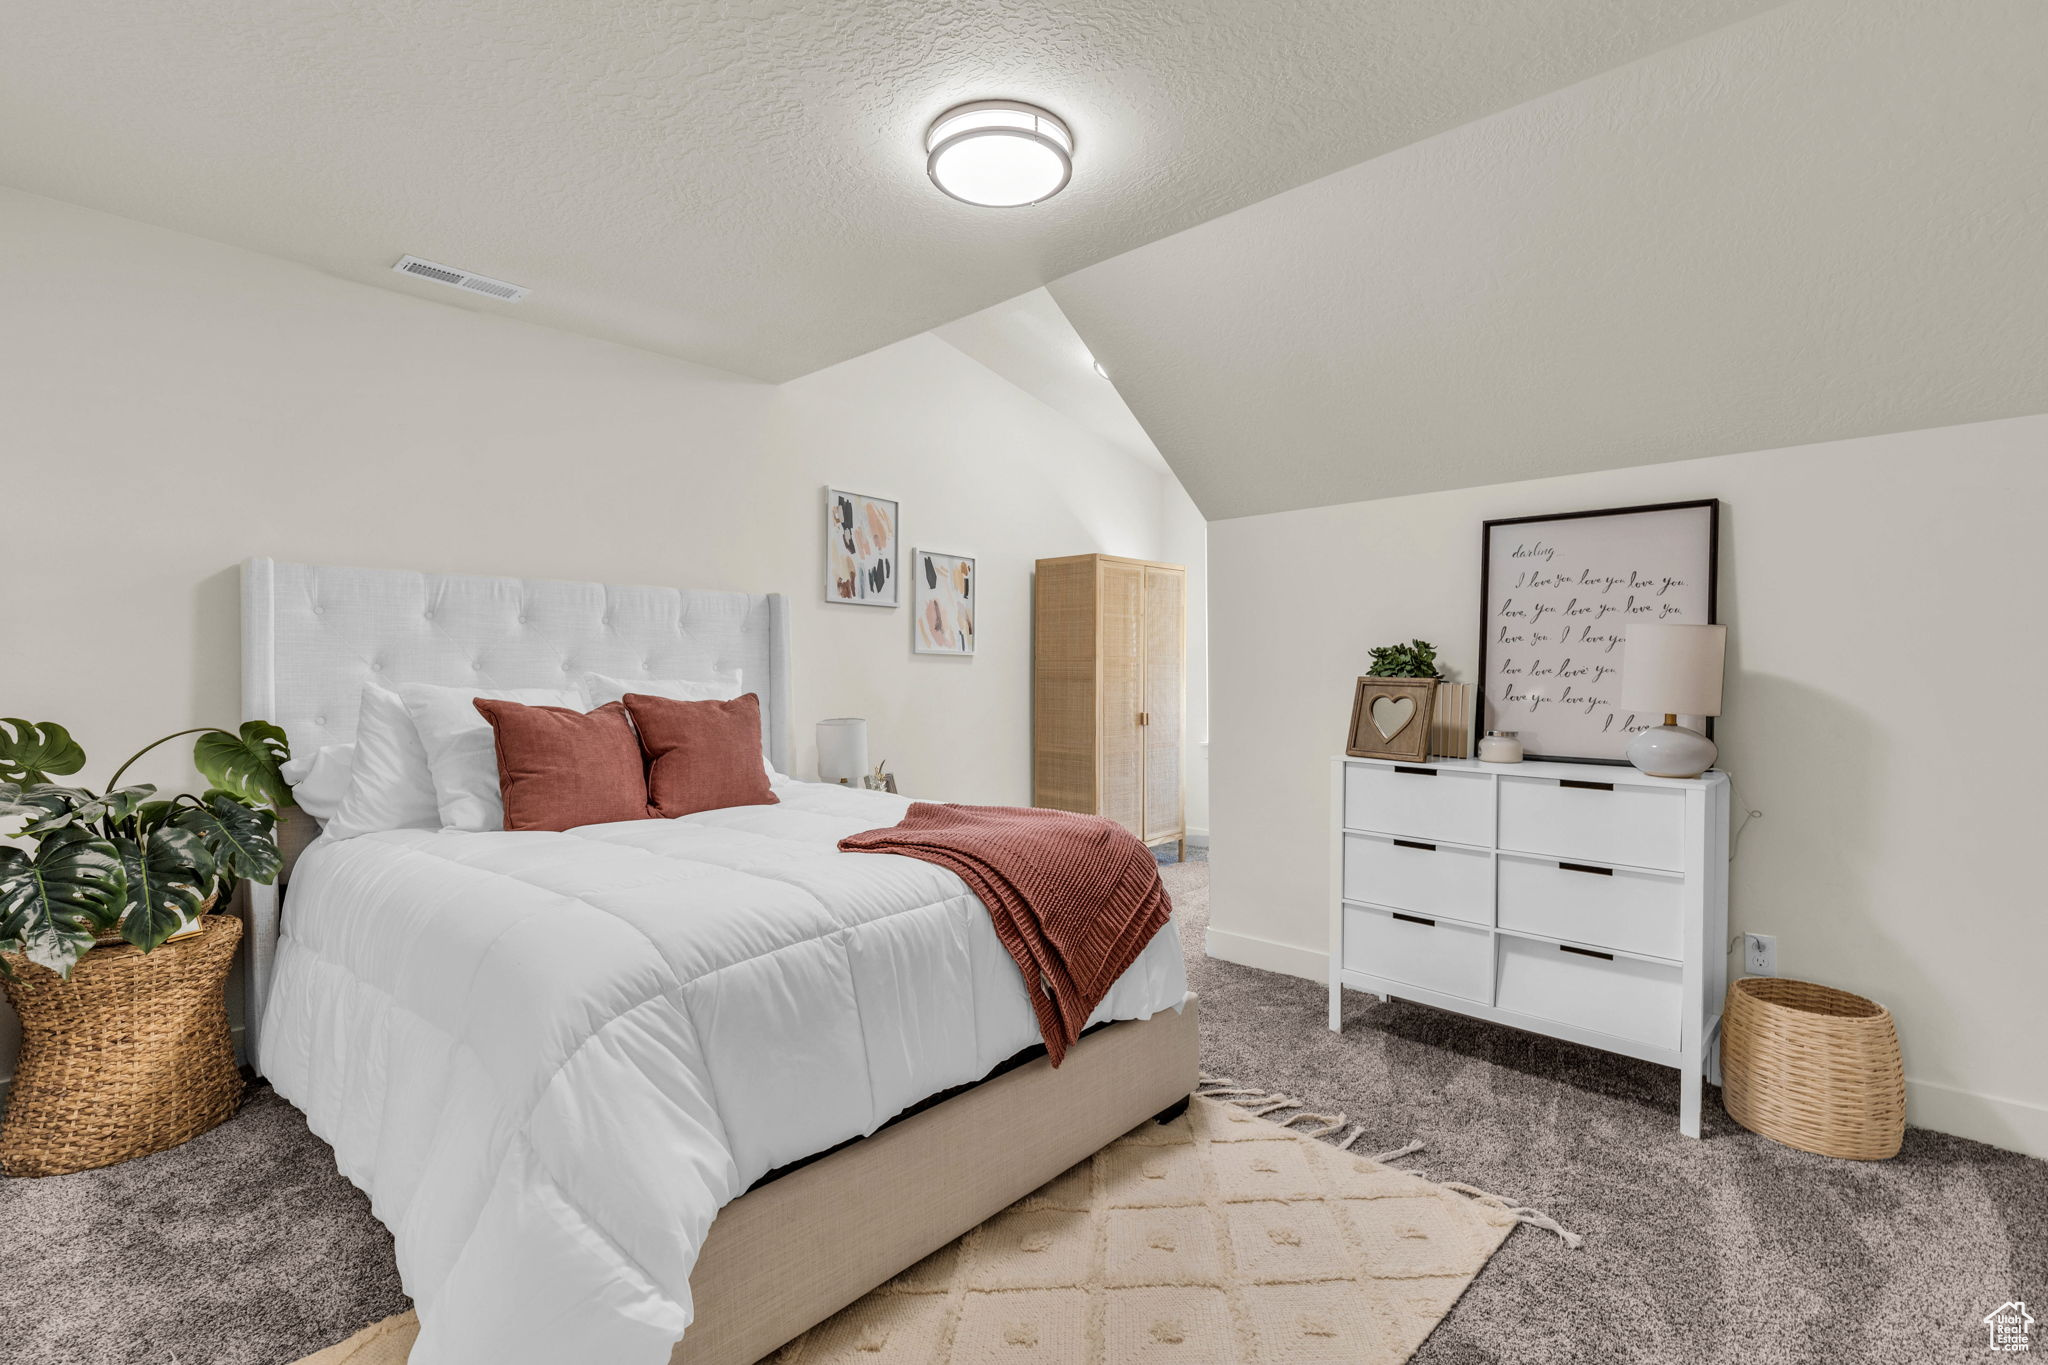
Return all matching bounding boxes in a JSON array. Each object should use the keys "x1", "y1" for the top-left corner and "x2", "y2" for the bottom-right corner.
[{"x1": 1033, "y1": 554, "x2": 1186, "y2": 859}]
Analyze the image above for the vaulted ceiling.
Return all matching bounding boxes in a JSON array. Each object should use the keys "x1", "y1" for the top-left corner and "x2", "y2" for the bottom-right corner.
[
  {"x1": 1053, "y1": 0, "x2": 2048, "y2": 517},
  {"x1": 0, "y1": 0, "x2": 1771, "y2": 381},
  {"x1": 935, "y1": 289, "x2": 1165, "y2": 472},
  {"x1": 9, "y1": 1, "x2": 2039, "y2": 517}
]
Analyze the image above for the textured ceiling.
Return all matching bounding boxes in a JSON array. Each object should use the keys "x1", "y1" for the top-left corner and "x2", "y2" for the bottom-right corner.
[
  {"x1": 1052, "y1": 0, "x2": 2048, "y2": 519},
  {"x1": 935, "y1": 289, "x2": 1164, "y2": 471},
  {"x1": 0, "y1": 0, "x2": 1773, "y2": 381}
]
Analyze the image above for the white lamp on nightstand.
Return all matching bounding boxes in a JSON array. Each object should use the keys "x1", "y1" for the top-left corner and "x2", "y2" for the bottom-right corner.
[
  {"x1": 816, "y1": 717, "x2": 869, "y2": 786},
  {"x1": 1621, "y1": 623, "x2": 1727, "y2": 779}
]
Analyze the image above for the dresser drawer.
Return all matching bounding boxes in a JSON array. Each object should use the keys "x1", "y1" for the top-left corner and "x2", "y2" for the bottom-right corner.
[
  {"x1": 1494, "y1": 934, "x2": 1680, "y2": 1050},
  {"x1": 1343, "y1": 763, "x2": 1492, "y2": 846},
  {"x1": 1342, "y1": 905, "x2": 1491, "y2": 1003},
  {"x1": 1497, "y1": 775, "x2": 1683, "y2": 871},
  {"x1": 1343, "y1": 833, "x2": 1491, "y2": 926},
  {"x1": 1496, "y1": 855, "x2": 1682, "y2": 960}
]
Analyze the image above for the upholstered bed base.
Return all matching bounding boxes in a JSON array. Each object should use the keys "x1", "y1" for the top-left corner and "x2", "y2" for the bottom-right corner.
[{"x1": 673, "y1": 995, "x2": 1201, "y2": 1365}]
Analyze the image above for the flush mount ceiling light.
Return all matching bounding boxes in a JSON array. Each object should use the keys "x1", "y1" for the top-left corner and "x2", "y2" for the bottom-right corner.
[{"x1": 926, "y1": 100, "x2": 1073, "y2": 207}]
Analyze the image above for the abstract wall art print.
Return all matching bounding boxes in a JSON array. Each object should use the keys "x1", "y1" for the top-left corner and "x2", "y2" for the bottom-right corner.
[
  {"x1": 913, "y1": 550, "x2": 975, "y2": 655},
  {"x1": 826, "y1": 488, "x2": 899, "y2": 607}
]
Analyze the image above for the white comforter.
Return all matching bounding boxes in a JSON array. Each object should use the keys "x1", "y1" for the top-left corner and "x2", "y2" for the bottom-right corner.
[{"x1": 260, "y1": 780, "x2": 1188, "y2": 1365}]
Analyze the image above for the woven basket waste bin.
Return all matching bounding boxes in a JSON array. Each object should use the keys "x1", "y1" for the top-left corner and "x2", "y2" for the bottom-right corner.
[
  {"x1": 1721, "y1": 976, "x2": 1904, "y2": 1160},
  {"x1": 1, "y1": 913, "x2": 244, "y2": 1177}
]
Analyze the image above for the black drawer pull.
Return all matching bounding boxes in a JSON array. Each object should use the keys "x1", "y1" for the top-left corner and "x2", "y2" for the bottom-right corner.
[
  {"x1": 1559, "y1": 944, "x2": 1615, "y2": 961},
  {"x1": 1559, "y1": 779, "x2": 1614, "y2": 792},
  {"x1": 1558, "y1": 861, "x2": 1613, "y2": 876},
  {"x1": 1393, "y1": 839, "x2": 1437, "y2": 852},
  {"x1": 1393, "y1": 765, "x2": 1436, "y2": 777},
  {"x1": 1391, "y1": 912, "x2": 1436, "y2": 927}
]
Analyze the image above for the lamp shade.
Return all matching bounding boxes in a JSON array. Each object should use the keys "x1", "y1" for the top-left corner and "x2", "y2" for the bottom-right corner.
[
  {"x1": 816, "y1": 717, "x2": 869, "y2": 785},
  {"x1": 1620, "y1": 624, "x2": 1727, "y2": 716}
]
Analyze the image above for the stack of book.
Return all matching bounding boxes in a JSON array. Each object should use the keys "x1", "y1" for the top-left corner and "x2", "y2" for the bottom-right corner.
[{"x1": 1429, "y1": 682, "x2": 1474, "y2": 759}]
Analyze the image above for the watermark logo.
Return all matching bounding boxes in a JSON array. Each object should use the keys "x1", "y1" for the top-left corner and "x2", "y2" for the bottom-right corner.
[{"x1": 1985, "y1": 1302, "x2": 2035, "y2": 1353}]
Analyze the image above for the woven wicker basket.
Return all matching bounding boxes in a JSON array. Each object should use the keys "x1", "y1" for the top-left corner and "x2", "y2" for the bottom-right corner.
[
  {"x1": 1721, "y1": 976, "x2": 1904, "y2": 1160},
  {"x1": 0, "y1": 913, "x2": 244, "y2": 1177}
]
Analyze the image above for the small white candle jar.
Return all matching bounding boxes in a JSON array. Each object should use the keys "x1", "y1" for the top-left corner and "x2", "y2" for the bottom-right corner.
[{"x1": 1477, "y1": 730, "x2": 1523, "y2": 764}]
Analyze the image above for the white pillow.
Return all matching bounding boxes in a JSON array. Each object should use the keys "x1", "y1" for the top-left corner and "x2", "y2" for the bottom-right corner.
[
  {"x1": 279, "y1": 742, "x2": 355, "y2": 824},
  {"x1": 581, "y1": 669, "x2": 742, "y2": 708},
  {"x1": 400, "y1": 682, "x2": 585, "y2": 832},
  {"x1": 580, "y1": 672, "x2": 780, "y2": 780},
  {"x1": 324, "y1": 686, "x2": 441, "y2": 841}
]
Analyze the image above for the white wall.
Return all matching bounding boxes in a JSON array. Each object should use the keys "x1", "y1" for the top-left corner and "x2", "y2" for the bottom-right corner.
[
  {"x1": 1160, "y1": 478, "x2": 1210, "y2": 841},
  {"x1": 1208, "y1": 415, "x2": 2048, "y2": 1157},
  {"x1": 0, "y1": 187, "x2": 1201, "y2": 1087}
]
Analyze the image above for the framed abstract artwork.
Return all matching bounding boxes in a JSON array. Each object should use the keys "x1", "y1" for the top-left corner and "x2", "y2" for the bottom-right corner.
[
  {"x1": 825, "y1": 488, "x2": 899, "y2": 607},
  {"x1": 912, "y1": 549, "x2": 975, "y2": 655},
  {"x1": 1476, "y1": 498, "x2": 1719, "y2": 763}
]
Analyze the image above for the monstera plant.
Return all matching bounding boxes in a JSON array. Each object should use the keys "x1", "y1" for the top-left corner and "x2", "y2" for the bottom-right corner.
[{"x1": 0, "y1": 718, "x2": 293, "y2": 978}]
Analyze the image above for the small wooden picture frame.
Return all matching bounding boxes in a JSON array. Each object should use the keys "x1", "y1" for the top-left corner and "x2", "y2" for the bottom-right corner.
[{"x1": 1346, "y1": 677, "x2": 1439, "y2": 762}]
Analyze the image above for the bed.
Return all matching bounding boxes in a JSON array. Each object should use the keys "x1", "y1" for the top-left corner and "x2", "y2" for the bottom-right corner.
[{"x1": 239, "y1": 558, "x2": 1196, "y2": 1365}]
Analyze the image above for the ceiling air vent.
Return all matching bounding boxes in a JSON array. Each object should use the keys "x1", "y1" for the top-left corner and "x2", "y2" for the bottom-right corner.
[{"x1": 392, "y1": 255, "x2": 528, "y2": 302}]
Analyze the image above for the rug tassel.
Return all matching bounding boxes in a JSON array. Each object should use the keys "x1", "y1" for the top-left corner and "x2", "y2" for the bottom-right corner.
[
  {"x1": 1335, "y1": 1125, "x2": 1366, "y2": 1151},
  {"x1": 1201, "y1": 1076, "x2": 1309, "y2": 1114},
  {"x1": 1440, "y1": 1181, "x2": 1584, "y2": 1249},
  {"x1": 1276, "y1": 1111, "x2": 1346, "y2": 1139},
  {"x1": 1369, "y1": 1139, "x2": 1425, "y2": 1164},
  {"x1": 1200, "y1": 1085, "x2": 1313, "y2": 1119},
  {"x1": 1505, "y1": 1207, "x2": 1585, "y2": 1250}
]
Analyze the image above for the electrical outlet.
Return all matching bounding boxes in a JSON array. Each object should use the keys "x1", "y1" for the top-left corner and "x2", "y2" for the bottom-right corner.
[{"x1": 1744, "y1": 933, "x2": 1777, "y2": 976}]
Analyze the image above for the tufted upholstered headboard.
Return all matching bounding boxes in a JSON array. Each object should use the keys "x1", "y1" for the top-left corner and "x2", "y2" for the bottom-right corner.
[{"x1": 237, "y1": 557, "x2": 792, "y2": 1067}]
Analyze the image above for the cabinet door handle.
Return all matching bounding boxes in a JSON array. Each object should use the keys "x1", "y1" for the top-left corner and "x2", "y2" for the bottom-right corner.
[
  {"x1": 1393, "y1": 765, "x2": 1435, "y2": 777},
  {"x1": 1559, "y1": 779, "x2": 1614, "y2": 792},
  {"x1": 1391, "y1": 912, "x2": 1436, "y2": 928},
  {"x1": 1393, "y1": 839, "x2": 1437, "y2": 852},
  {"x1": 1558, "y1": 861, "x2": 1613, "y2": 876},
  {"x1": 1559, "y1": 944, "x2": 1615, "y2": 961},
  {"x1": 1137, "y1": 711, "x2": 1148, "y2": 726}
]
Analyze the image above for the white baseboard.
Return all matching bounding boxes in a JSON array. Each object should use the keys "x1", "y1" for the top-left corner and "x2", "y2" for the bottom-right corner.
[
  {"x1": 1206, "y1": 927, "x2": 2048, "y2": 1160},
  {"x1": 1204, "y1": 926, "x2": 1325, "y2": 982},
  {"x1": 1905, "y1": 1076, "x2": 2048, "y2": 1160}
]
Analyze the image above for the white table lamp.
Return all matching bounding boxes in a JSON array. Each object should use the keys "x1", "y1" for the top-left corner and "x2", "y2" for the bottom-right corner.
[
  {"x1": 816, "y1": 717, "x2": 869, "y2": 786},
  {"x1": 1620, "y1": 623, "x2": 1726, "y2": 778}
]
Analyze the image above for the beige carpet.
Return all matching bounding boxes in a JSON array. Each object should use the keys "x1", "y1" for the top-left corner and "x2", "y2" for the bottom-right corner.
[{"x1": 296, "y1": 1094, "x2": 1523, "y2": 1364}]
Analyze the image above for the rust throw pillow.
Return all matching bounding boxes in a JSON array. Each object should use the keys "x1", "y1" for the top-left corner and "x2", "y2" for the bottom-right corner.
[
  {"x1": 472, "y1": 698, "x2": 651, "y2": 832},
  {"x1": 623, "y1": 692, "x2": 780, "y2": 818}
]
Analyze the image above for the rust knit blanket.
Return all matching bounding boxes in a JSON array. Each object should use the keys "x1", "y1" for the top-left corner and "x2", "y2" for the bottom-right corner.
[{"x1": 839, "y1": 803, "x2": 1173, "y2": 1066}]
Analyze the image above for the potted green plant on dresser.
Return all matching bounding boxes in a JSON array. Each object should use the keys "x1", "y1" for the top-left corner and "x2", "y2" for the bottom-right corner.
[{"x1": 0, "y1": 717, "x2": 292, "y2": 1176}]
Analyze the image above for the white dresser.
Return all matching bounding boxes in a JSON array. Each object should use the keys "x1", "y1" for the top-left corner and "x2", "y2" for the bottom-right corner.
[{"x1": 1330, "y1": 755, "x2": 1729, "y2": 1136}]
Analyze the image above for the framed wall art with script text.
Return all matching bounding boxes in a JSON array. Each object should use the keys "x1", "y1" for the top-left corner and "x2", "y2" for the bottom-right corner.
[{"x1": 1476, "y1": 499, "x2": 1719, "y2": 763}]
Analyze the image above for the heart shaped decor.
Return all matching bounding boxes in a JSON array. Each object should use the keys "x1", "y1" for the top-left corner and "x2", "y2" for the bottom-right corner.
[{"x1": 1370, "y1": 695, "x2": 1417, "y2": 740}]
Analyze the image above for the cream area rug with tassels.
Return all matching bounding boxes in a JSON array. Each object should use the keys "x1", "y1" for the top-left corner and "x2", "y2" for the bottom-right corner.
[{"x1": 298, "y1": 1084, "x2": 1571, "y2": 1364}]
